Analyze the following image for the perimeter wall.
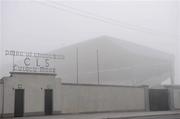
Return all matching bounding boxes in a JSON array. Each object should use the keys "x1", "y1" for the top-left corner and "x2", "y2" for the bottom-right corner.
[{"x1": 61, "y1": 83, "x2": 147, "y2": 113}]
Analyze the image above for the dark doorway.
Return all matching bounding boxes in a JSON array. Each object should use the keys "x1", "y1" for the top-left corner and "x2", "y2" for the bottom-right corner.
[
  {"x1": 149, "y1": 89, "x2": 169, "y2": 111},
  {"x1": 45, "y1": 89, "x2": 53, "y2": 115},
  {"x1": 14, "y1": 89, "x2": 24, "y2": 117}
]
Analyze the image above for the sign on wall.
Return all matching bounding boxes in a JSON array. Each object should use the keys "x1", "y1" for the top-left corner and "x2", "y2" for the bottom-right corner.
[{"x1": 5, "y1": 50, "x2": 64, "y2": 74}]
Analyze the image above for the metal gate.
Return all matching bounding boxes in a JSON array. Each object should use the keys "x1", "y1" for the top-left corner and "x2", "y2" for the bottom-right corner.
[
  {"x1": 14, "y1": 89, "x2": 24, "y2": 117},
  {"x1": 149, "y1": 89, "x2": 169, "y2": 111},
  {"x1": 45, "y1": 89, "x2": 53, "y2": 115}
]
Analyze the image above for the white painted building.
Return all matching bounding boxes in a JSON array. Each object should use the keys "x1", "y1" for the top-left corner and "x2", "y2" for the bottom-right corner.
[
  {"x1": 0, "y1": 71, "x2": 180, "y2": 118},
  {"x1": 0, "y1": 72, "x2": 62, "y2": 117}
]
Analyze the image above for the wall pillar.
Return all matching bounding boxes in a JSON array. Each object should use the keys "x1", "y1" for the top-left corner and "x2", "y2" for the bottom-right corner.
[
  {"x1": 167, "y1": 86, "x2": 175, "y2": 110},
  {"x1": 144, "y1": 85, "x2": 150, "y2": 111}
]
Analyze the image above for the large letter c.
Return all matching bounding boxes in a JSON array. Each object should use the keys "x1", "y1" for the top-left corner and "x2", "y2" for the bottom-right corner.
[{"x1": 24, "y1": 57, "x2": 30, "y2": 66}]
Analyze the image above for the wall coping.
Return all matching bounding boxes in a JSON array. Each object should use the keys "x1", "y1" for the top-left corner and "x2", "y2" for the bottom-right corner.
[
  {"x1": 62, "y1": 83, "x2": 148, "y2": 88},
  {"x1": 10, "y1": 71, "x2": 56, "y2": 76},
  {"x1": 163, "y1": 85, "x2": 180, "y2": 89}
]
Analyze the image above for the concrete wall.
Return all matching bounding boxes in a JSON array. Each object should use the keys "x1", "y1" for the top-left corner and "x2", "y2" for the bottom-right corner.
[
  {"x1": 173, "y1": 87, "x2": 180, "y2": 110},
  {"x1": 61, "y1": 84, "x2": 146, "y2": 113},
  {"x1": 2, "y1": 72, "x2": 62, "y2": 117}
]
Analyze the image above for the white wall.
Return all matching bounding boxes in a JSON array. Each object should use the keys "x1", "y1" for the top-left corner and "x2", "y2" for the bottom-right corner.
[
  {"x1": 61, "y1": 84, "x2": 146, "y2": 113},
  {"x1": 3, "y1": 73, "x2": 62, "y2": 115}
]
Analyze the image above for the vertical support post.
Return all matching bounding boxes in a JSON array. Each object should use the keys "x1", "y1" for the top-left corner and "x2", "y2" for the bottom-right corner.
[
  {"x1": 12, "y1": 55, "x2": 15, "y2": 71},
  {"x1": 1, "y1": 78, "x2": 5, "y2": 118},
  {"x1": 97, "y1": 49, "x2": 100, "y2": 84},
  {"x1": 170, "y1": 58, "x2": 175, "y2": 85},
  {"x1": 76, "y1": 48, "x2": 79, "y2": 84},
  {"x1": 144, "y1": 85, "x2": 150, "y2": 111}
]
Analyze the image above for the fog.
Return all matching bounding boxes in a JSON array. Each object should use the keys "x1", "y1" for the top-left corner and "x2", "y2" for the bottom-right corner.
[{"x1": 0, "y1": 0, "x2": 180, "y2": 84}]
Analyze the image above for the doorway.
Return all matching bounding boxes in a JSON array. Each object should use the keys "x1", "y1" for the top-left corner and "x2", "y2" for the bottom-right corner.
[
  {"x1": 14, "y1": 89, "x2": 24, "y2": 117},
  {"x1": 45, "y1": 89, "x2": 53, "y2": 115}
]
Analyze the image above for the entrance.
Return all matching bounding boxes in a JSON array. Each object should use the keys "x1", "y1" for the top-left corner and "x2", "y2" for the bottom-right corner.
[
  {"x1": 14, "y1": 89, "x2": 24, "y2": 117},
  {"x1": 149, "y1": 89, "x2": 169, "y2": 111},
  {"x1": 45, "y1": 89, "x2": 53, "y2": 115}
]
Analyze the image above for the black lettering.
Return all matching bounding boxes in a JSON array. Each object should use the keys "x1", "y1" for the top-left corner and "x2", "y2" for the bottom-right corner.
[
  {"x1": 36, "y1": 59, "x2": 40, "y2": 67},
  {"x1": 5, "y1": 50, "x2": 9, "y2": 55},
  {"x1": 45, "y1": 59, "x2": 49, "y2": 67},
  {"x1": 10, "y1": 50, "x2": 15, "y2": 56},
  {"x1": 24, "y1": 57, "x2": 30, "y2": 66}
]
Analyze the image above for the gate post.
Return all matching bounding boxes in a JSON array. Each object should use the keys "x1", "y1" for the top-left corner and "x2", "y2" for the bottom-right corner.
[
  {"x1": 143, "y1": 85, "x2": 150, "y2": 111},
  {"x1": 166, "y1": 86, "x2": 175, "y2": 111}
]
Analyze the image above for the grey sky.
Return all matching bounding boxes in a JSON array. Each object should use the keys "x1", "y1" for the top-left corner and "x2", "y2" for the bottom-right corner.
[
  {"x1": 0, "y1": 0, "x2": 180, "y2": 79},
  {"x1": 1, "y1": 0, "x2": 179, "y2": 53}
]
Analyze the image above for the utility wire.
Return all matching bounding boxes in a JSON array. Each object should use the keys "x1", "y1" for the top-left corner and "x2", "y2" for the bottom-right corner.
[
  {"x1": 49, "y1": 1, "x2": 157, "y2": 33},
  {"x1": 35, "y1": 1, "x2": 121, "y2": 28},
  {"x1": 35, "y1": 0, "x2": 175, "y2": 37}
]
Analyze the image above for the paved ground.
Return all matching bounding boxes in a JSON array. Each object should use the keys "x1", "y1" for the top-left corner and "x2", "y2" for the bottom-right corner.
[
  {"x1": 111, "y1": 114, "x2": 180, "y2": 119},
  {"x1": 14, "y1": 111, "x2": 180, "y2": 119}
]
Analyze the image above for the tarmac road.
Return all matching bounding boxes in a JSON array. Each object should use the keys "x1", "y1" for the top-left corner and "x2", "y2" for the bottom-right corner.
[
  {"x1": 114, "y1": 114, "x2": 180, "y2": 119},
  {"x1": 14, "y1": 112, "x2": 180, "y2": 119},
  {"x1": 14, "y1": 114, "x2": 180, "y2": 119}
]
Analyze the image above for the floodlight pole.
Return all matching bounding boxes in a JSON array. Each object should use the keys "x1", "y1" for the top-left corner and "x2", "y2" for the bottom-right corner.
[
  {"x1": 76, "y1": 48, "x2": 79, "y2": 84},
  {"x1": 97, "y1": 49, "x2": 100, "y2": 84}
]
